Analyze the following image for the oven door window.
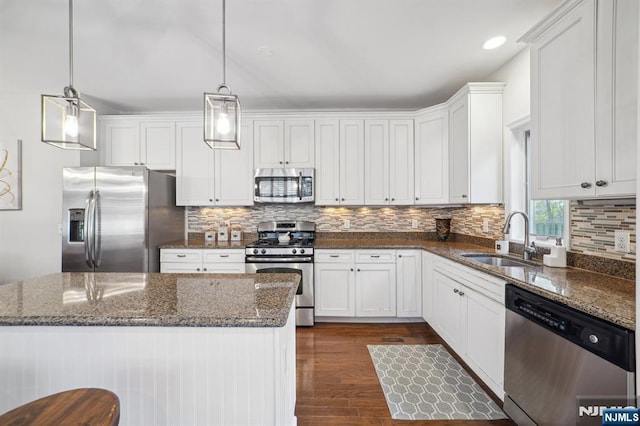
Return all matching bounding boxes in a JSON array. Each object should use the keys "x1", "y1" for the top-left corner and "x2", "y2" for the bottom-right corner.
[{"x1": 256, "y1": 268, "x2": 303, "y2": 295}]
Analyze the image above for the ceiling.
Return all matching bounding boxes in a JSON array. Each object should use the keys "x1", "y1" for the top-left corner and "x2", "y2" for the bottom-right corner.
[{"x1": 0, "y1": 0, "x2": 561, "y2": 113}]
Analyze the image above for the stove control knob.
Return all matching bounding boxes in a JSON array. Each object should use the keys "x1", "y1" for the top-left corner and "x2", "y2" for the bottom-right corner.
[
  {"x1": 261, "y1": 249, "x2": 266, "y2": 254},
  {"x1": 292, "y1": 249, "x2": 297, "y2": 254},
  {"x1": 253, "y1": 249, "x2": 258, "y2": 254},
  {"x1": 300, "y1": 249, "x2": 305, "y2": 254}
]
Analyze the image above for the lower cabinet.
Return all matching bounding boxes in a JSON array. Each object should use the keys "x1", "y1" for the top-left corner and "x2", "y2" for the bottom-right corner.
[
  {"x1": 431, "y1": 255, "x2": 505, "y2": 399},
  {"x1": 160, "y1": 249, "x2": 245, "y2": 273},
  {"x1": 315, "y1": 250, "x2": 397, "y2": 318},
  {"x1": 396, "y1": 250, "x2": 422, "y2": 317}
]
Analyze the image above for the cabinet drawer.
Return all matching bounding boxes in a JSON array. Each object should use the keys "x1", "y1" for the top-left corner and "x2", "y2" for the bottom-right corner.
[
  {"x1": 433, "y1": 256, "x2": 505, "y2": 303},
  {"x1": 161, "y1": 249, "x2": 202, "y2": 263},
  {"x1": 202, "y1": 250, "x2": 245, "y2": 263},
  {"x1": 355, "y1": 250, "x2": 396, "y2": 263},
  {"x1": 315, "y1": 250, "x2": 354, "y2": 263},
  {"x1": 202, "y1": 263, "x2": 246, "y2": 273},
  {"x1": 160, "y1": 262, "x2": 203, "y2": 273}
]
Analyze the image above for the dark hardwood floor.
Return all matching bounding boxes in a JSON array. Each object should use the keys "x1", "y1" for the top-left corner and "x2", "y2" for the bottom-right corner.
[{"x1": 295, "y1": 322, "x2": 516, "y2": 426}]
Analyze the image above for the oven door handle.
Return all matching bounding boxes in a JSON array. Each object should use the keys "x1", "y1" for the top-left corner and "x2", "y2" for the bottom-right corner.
[{"x1": 246, "y1": 256, "x2": 313, "y2": 263}]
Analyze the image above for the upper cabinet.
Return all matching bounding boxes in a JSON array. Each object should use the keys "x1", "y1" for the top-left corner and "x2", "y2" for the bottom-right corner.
[
  {"x1": 448, "y1": 83, "x2": 504, "y2": 204},
  {"x1": 254, "y1": 119, "x2": 315, "y2": 168},
  {"x1": 414, "y1": 106, "x2": 449, "y2": 205},
  {"x1": 315, "y1": 119, "x2": 365, "y2": 205},
  {"x1": 175, "y1": 119, "x2": 254, "y2": 206},
  {"x1": 364, "y1": 120, "x2": 415, "y2": 206},
  {"x1": 101, "y1": 117, "x2": 176, "y2": 170},
  {"x1": 524, "y1": 0, "x2": 638, "y2": 199}
]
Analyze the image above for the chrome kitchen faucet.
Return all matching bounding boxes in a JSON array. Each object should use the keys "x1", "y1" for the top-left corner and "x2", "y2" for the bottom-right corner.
[{"x1": 502, "y1": 211, "x2": 536, "y2": 261}]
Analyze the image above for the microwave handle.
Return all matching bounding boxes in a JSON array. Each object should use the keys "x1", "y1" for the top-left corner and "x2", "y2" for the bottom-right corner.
[{"x1": 298, "y1": 172, "x2": 303, "y2": 201}]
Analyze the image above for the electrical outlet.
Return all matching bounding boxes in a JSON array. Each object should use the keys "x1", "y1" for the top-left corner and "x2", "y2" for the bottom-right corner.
[
  {"x1": 614, "y1": 230, "x2": 631, "y2": 253},
  {"x1": 412, "y1": 219, "x2": 418, "y2": 229},
  {"x1": 343, "y1": 219, "x2": 350, "y2": 229},
  {"x1": 482, "y1": 219, "x2": 489, "y2": 233}
]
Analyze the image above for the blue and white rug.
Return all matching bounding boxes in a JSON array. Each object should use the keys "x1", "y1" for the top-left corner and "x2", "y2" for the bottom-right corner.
[{"x1": 367, "y1": 344, "x2": 508, "y2": 420}]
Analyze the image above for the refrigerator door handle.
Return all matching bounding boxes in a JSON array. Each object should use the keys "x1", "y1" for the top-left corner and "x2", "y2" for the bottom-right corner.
[
  {"x1": 84, "y1": 191, "x2": 94, "y2": 268},
  {"x1": 92, "y1": 190, "x2": 101, "y2": 267}
]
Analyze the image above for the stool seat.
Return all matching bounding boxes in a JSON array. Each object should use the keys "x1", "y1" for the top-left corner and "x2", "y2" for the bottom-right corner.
[{"x1": 0, "y1": 388, "x2": 119, "y2": 426}]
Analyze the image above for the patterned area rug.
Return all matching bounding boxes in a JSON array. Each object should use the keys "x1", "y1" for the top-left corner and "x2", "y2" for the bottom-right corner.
[{"x1": 367, "y1": 344, "x2": 507, "y2": 420}]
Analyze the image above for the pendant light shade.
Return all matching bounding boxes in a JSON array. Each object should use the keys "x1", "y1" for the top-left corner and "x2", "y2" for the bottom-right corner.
[
  {"x1": 204, "y1": 0, "x2": 241, "y2": 149},
  {"x1": 41, "y1": 0, "x2": 96, "y2": 150}
]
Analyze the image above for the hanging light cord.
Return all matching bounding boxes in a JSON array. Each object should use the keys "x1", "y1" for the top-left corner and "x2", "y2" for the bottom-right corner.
[
  {"x1": 221, "y1": 0, "x2": 226, "y2": 87},
  {"x1": 64, "y1": 0, "x2": 78, "y2": 98}
]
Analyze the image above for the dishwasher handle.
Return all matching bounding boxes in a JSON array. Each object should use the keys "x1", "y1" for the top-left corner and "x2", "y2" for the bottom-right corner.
[{"x1": 505, "y1": 284, "x2": 635, "y2": 372}]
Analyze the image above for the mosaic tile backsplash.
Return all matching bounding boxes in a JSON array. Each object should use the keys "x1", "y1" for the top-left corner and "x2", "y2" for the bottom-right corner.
[{"x1": 188, "y1": 201, "x2": 636, "y2": 262}]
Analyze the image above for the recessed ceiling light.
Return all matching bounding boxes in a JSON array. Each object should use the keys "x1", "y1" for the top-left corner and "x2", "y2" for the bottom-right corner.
[
  {"x1": 483, "y1": 36, "x2": 506, "y2": 50},
  {"x1": 257, "y1": 46, "x2": 274, "y2": 57}
]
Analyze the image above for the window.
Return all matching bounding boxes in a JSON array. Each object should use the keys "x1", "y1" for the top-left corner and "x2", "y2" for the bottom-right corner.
[{"x1": 524, "y1": 130, "x2": 566, "y2": 238}]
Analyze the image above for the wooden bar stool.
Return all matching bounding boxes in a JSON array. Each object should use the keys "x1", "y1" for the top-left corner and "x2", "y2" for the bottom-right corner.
[{"x1": 0, "y1": 388, "x2": 119, "y2": 426}]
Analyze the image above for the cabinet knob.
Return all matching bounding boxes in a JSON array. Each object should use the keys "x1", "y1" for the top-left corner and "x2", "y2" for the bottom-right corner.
[
  {"x1": 285, "y1": 161, "x2": 289, "y2": 164},
  {"x1": 453, "y1": 288, "x2": 459, "y2": 293},
  {"x1": 415, "y1": 197, "x2": 419, "y2": 201},
  {"x1": 398, "y1": 254, "x2": 402, "y2": 258},
  {"x1": 196, "y1": 268, "x2": 200, "y2": 271},
  {"x1": 461, "y1": 194, "x2": 468, "y2": 198},
  {"x1": 595, "y1": 180, "x2": 608, "y2": 187},
  {"x1": 335, "y1": 198, "x2": 339, "y2": 201},
  {"x1": 459, "y1": 291, "x2": 465, "y2": 297},
  {"x1": 341, "y1": 198, "x2": 345, "y2": 201},
  {"x1": 391, "y1": 198, "x2": 395, "y2": 202},
  {"x1": 350, "y1": 268, "x2": 354, "y2": 272},
  {"x1": 580, "y1": 182, "x2": 592, "y2": 189},
  {"x1": 357, "y1": 268, "x2": 361, "y2": 272},
  {"x1": 141, "y1": 162, "x2": 145, "y2": 165},
  {"x1": 203, "y1": 268, "x2": 207, "y2": 271},
  {"x1": 215, "y1": 198, "x2": 219, "y2": 202},
  {"x1": 134, "y1": 162, "x2": 139, "y2": 165},
  {"x1": 279, "y1": 161, "x2": 283, "y2": 165}
]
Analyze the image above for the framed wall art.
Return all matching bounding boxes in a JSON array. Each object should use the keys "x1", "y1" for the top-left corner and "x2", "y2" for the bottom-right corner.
[{"x1": 0, "y1": 139, "x2": 22, "y2": 210}]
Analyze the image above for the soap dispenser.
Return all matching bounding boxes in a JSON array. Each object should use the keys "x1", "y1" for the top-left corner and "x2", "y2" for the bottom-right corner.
[{"x1": 543, "y1": 237, "x2": 567, "y2": 268}]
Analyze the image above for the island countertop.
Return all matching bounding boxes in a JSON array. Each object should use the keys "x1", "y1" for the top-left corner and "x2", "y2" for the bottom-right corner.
[{"x1": 0, "y1": 272, "x2": 300, "y2": 328}]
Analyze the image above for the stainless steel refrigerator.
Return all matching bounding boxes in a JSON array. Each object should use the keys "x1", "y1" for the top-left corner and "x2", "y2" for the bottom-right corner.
[{"x1": 62, "y1": 167, "x2": 184, "y2": 272}]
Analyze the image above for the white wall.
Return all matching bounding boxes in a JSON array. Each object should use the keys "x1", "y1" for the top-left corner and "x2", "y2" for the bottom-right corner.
[{"x1": 0, "y1": 92, "x2": 81, "y2": 284}]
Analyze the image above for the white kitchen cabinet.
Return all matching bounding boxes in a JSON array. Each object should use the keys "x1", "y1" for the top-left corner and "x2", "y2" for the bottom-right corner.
[
  {"x1": 448, "y1": 83, "x2": 504, "y2": 204},
  {"x1": 315, "y1": 119, "x2": 365, "y2": 205},
  {"x1": 524, "y1": 0, "x2": 637, "y2": 199},
  {"x1": 176, "y1": 120, "x2": 253, "y2": 206},
  {"x1": 254, "y1": 119, "x2": 314, "y2": 168},
  {"x1": 421, "y1": 250, "x2": 434, "y2": 322},
  {"x1": 396, "y1": 250, "x2": 422, "y2": 318},
  {"x1": 431, "y1": 255, "x2": 506, "y2": 399},
  {"x1": 160, "y1": 249, "x2": 245, "y2": 273},
  {"x1": 414, "y1": 106, "x2": 449, "y2": 205},
  {"x1": 364, "y1": 120, "x2": 414, "y2": 205},
  {"x1": 314, "y1": 251, "x2": 356, "y2": 316},
  {"x1": 315, "y1": 249, "x2": 396, "y2": 318},
  {"x1": 102, "y1": 118, "x2": 176, "y2": 170}
]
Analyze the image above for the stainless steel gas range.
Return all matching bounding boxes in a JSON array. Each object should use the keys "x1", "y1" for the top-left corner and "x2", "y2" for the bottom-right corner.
[{"x1": 245, "y1": 221, "x2": 315, "y2": 326}]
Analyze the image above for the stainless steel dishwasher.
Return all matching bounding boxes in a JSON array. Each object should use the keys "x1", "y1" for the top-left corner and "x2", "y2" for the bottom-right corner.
[{"x1": 503, "y1": 284, "x2": 635, "y2": 426}]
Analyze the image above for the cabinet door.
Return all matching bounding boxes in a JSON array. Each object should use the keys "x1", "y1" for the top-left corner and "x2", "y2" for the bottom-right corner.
[
  {"x1": 254, "y1": 120, "x2": 285, "y2": 168},
  {"x1": 464, "y1": 287, "x2": 505, "y2": 399},
  {"x1": 315, "y1": 262, "x2": 356, "y2": 317},
  {"x1": 396, "y1": 250, "x2": 422, "y2": 318},
  {"x1": 415, "y1": 108, "x2": 448, "y2": 205},
  {"x1": 175, "y1": 121, "x2": 215, "y2": 206},
  {"x1": 214, "y1": 121, "x2": 254, "y2": 206},
  {"x1": 364, "y1": 120, "x2": 390, "y2": 205},
  {"x1": 340, "y1": 120, "x2": 365, "y2": 205},
  {"x1": 315, "y1": 120, "x2": 341, "y2": 205},
  {"x1": 284, "y1": 120, "x2": 315, "y2": 167},
  {"x1": 389, "y1": 120, "x2": 415, "y2": 205},
  {"x1": 595, "y1": 0, "x2": 638, "y2": 197},
  {"x1": 448, "y1": 96, "x2": 469, "y2": 203},
  {"x1": 530, "y1": 0, "x2": 596, "y2": 199},
  {"x1": 421, "y1": 251, "x2": 434, "y2": 322},
  {"x1": 140, "y1": 121, "x2": 176, "y2": 170},
  {"x1": 103, "y1": 121, "x2": 140, "y2": 166},
  {"x1": 355, "y1": 263, "x2": 396, "y2": 317},
  {"x1": 433, "y1": 270, "x2": 464, "y2": 352}
]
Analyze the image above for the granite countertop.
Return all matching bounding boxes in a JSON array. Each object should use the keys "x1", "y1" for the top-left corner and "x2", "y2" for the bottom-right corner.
[
  {"x1": 0, "y1": 273, "x2": 299, "y2": 328},
  {"x1": 316, "y1": 238, "x2": 636, "y2": 330}
]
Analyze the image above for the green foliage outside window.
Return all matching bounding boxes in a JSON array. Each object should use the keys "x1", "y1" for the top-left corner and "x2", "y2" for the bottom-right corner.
[{"x1": 529, "y1": 200, "x2": 564, "y2": 237}]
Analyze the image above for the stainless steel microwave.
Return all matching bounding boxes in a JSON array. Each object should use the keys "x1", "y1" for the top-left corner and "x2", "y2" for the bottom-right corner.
[{"x1": 254, "y1": 168, "x2": 314, "y2": 203}]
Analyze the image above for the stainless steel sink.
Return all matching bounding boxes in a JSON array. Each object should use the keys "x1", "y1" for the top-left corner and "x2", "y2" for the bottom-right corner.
[{"x1": 461, "y1": 253, "x2": 533, "y2": 268}]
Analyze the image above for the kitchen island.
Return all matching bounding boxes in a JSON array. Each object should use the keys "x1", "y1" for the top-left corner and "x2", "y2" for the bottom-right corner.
[{"x1": 0, "y1": 272, "x2": 300, "y2": 426}]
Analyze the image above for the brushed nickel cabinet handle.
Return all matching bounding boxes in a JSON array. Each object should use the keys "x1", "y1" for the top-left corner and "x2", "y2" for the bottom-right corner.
[
  {"x1": 461, "y1": 194, "x2": 468, "y2": 198},
  {"x1": 595, "y1": 180, "x2": 608, "y2": 187},
  {"x1": 459, "y1": 291, "x2": 465, "y2": 296},
  {"x1": 581, "y1": 182, "x2": 592, "y2": 188}
]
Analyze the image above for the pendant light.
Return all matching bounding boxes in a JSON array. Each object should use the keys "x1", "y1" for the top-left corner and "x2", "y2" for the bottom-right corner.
[
  {"x1": 204, "y1": 0, "x2": 241, "y2": 149},
  {"x1": 41, "y1": 0, "x2": 96, "y2": 150}
]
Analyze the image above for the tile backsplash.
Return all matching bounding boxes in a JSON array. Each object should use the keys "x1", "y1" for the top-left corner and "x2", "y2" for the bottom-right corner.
[{"x1": 188, "y1": 201, "x2": 636, "y2": 263}]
